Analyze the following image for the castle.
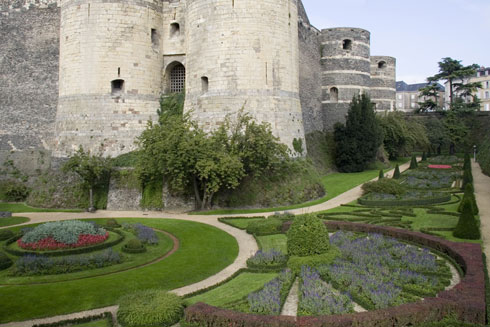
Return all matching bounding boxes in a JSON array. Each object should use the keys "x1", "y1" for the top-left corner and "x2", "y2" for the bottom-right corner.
[{"x1": 0, "y1": 0, "x2": 396, "y2": 158}]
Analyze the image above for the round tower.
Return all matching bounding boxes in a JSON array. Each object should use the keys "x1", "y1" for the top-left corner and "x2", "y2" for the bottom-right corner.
[
  {"x1": 54, "y1": 0, "x2": 163, "y2": 157},
  {"x1": 184, "y1": 0, "x2": 305, "y2": 153},
  {"x1": 370, "y1": 56, "x2": 396, "y2": 111},
  {"x1": 320, "y1": 27, "x2": 371, "y2": 130}
]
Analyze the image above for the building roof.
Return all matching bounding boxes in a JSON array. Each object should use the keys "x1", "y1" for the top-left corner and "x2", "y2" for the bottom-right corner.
[{"x1": 396, "y1": 81, "x2": 445, "y2": 92}]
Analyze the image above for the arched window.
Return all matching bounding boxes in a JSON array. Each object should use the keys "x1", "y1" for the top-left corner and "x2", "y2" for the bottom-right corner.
[
  {"x1": 378, "y1": 61, "x2": 386, "y2": 69},
  {"x1": 111, "y1": 79, "x2": 124, "y2": 95},
  {"x1": 330, "y1": 87, "x2": 339, "y2": 103},
  {"x1": 170, "y1": 64, "x2": 185, "y2": 93},
  {"x1": 342, "y1": 39, "x2": 352, "y2": 50},
  {"x1": 201, "y1": 76, "x2": 209, "y2": 94},
  {"x1": 170, "y1": 23, "x2": 180, "y2": 38}
]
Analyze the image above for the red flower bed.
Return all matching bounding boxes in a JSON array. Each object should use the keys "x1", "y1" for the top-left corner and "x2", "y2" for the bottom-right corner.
[
  {"x1": 17, "y1": 232, "x2": 109, "y2": 251},
  {"x1": 428, "y1": 164, "x2": 452, "y2": 169}
]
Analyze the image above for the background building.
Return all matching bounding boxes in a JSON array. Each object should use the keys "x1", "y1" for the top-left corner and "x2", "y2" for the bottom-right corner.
[
  {"x1": 396, "y1": 81, "x2": 445, "y2": 112},
  {"x1": 443, "y1": 67, "x2": 490, "y2": 112}
]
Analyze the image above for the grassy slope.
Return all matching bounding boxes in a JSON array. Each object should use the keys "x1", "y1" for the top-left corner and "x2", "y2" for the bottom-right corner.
[
  {"x1": 256, "y1": 235, "x2": 287, "y2": 254},
  {"x1": 0, "y1": 216, "x2": 30, "y2": 227},
  {"x1": 195, "y1": 158, "x2": 409, "y2": 215},
  {"x1": 0, "y1": 218, "x2": 238, "y2": 323},
  {"x1": 0, "y1": 203, "x2": 82, "y2": 213},
  {"x1": 185, "y1": 272, "x2": 277, "y2": 307}
]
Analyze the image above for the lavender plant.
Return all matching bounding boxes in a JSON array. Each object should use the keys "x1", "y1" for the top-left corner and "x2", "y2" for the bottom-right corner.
[
  {"x1": 247, "y1": 249, "x2": 288, "y2": 267},
  {"x1": 133, "y1": 224, "x2": 159, "y2": 245},
  {"x1": 247, "y1": 268, "x2": 294, "y2": 315}
]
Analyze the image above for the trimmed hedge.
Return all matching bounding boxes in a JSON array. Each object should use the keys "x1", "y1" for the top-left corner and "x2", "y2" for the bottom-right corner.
[
  {"x1": 122, "y1": 239, "x2": 146, "y2": 254},
  {"x1": 0, "y1": 229, "x2": 14, "y2": 241},
  {"x1": 286, "y1": 214, "x2": 329, "y2": 257},
  {"x1": 0, "y1": 251, "x2": 13, "y2": 270},
  {"x1": 453, "y1": 199, "x2": 480, "y2": 240},
  {"x1": 358, "y1": 193, "x2": 451, "y2": 207},
  {"x1": 3, "y1": 229, "x2": 125, "y2": 257},
  {"x1": 32, "y1": 312, "x2": 115, "y2": 327},
  {"x1": 184, "y1": 221, "x2": 485, "y2": 327},
  {"x1": 246, "y1": 218, "x2": 282, "y2": 236}
]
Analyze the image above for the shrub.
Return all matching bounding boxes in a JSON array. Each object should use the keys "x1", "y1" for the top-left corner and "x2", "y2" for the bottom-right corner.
[
  {"x1": 462, "y1": 167, "x2": 473, "y2": 189},
  {"x1": 122, "y1": 239, "x2": 146, "y2": 254},
  {"x1": 422, "y1": 151, "x2": 427, "y2": 162},
  {"x1": 246, "y1": 218, "x2": 282, "y2": 236},
  {"x1": 106, "y1": 218, "x2": 121, "y2": 228},
  {"x1": 118, "y1": 290, "x2": 184, "y2": 327},
  {"x1": 393, "y1": 164, "x2": 401, "y2": 179},
  {"x1": 0, "y1": 251, "x2": 13, "y2": 270},
  {"x1": 0, "y1": 229, "x2": 14, "y2": 241},
  {"x1": 457, "y1": 183, "x2": 478, "y2": 215},
  {"x1": 2, "y1": 181, "x2": 30, "y2": 202},
  {"x1": 287, "y1": 214, "x2": 329, "y2": 257},
  {"x1": 453, "y1": 199, "x2": 480, "y2": 240},
  {"x1": 409, "y1": 154, "x2": 418, "y2": 169},
  {"x1": 133, "y1": 224, "x2": 159, "y2": 244},
  {"x1": 361, "y1": 178, "x2": 406, "y2": 196},
  {"x1": 247, "y1": 249, "x2": 288, "y2": 269},
  {"x1": 378, "y1": 169, "x2": 384, "y2": 180}
]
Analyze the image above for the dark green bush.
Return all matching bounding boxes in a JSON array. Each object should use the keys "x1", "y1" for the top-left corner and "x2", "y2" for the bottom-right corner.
[
  {"x1": 462, "y1": 167, "x2": 473, "y2": 189},
  {"x1": 361, "y1": 178, "x2": 406, "y2": 196},
  {"x1": 106, "y1": 218, "x2": 121, "y2": 228},
  {"x1": 422, "y1": 151, "x2": 427, "y2": 162},
  {"x1": 0, "y1": 229, "x2": 14, "y2": 241},
  {"x1": 118, "y1": 289, "x2": 184, "y2": 327},
  {"x1": 392, "y1": 164, "x2": 401, "y2": 179},
  {"x1": 2, "y1": 181, "x2": 30, "y2": 202},
  {"x1": 0, "y1": 251, "x2": 13, "y2": 270},
  {"x1": 457, "y1": 183, "x2": 478, "y2": 215},
  {"x1": 287, "y1": 214, "x2": 330, "y2": 257},
  {"x1": 409, "y1": 154, "x2": 418, "y2": 169},
  {"x1": 378, "y1": 169, "x2": 384, "y2": 180},
  {"x1": 246, "y1": 218, "x2": 282, "y2": 236},
  {"x1": 453, "y1": 199, "x2": 480, "y2": 240},
  {"x1": 122, "y1": 239, "x2": 146, "y2": 254}
]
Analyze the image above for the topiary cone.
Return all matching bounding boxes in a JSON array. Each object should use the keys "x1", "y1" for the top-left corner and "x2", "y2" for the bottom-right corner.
[
  {"x1": 458, "y1": 183, "x2": 479, "y2": 215},
  {"x1": 421, "y1": 152, "x2": 427, "y2": 162},
  {"x1": 409, "y1": 155, "x2": 418, "y2": 169},
  {"x1": 287, "y1": 214, "x2": 330, "y2": 257},
  {"x1": 393, "y1": 164, "x2": 401, "y2": 179},
  {"x1": 453, "y1": 199, "x2": 480, "y2": 240},
  {"x1": 378, "y1": 169, "x2": 384, "y2": 180}
]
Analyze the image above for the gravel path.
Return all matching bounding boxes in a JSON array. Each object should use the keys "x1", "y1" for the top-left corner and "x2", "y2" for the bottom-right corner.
[
  {"x1": 472, "y1": 160, "x2": 490, "y2": 272},
  {"x1": 281, "y1": 278, "x2": 299, "y2": 316}
]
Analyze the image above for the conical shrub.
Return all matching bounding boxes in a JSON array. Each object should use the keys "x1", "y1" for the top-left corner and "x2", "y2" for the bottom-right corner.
[
  {"x1": 427, "y1": 149, "x2": 432, "y2": 158},
  {"x1": 463, "y1": 153, "x2": 471, "y2": 171},
  {"x1": 453, "y1": 198, "x2": 480, "y2": 240},
  {"x1": 393, "y1": 164, "x2": 401, "y2": 179},
  {"x1": 378, "y1": 169, "x2": 384, "y2": 180},
  {"x1": 462, "y1": 168, "x2": 473, "y2": 189},
  {"x1": 458, "y1": 183, "x2": 479, "y2": 215},
  {"x1": 409, "y1": 154, "x2": 418, "y2": 170},
  {"x1": 421, "y1": 152, "x2": 427, "y2": 162}
]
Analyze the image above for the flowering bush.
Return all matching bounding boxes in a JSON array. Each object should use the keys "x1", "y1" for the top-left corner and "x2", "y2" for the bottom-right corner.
[
  {"x1": 12, "y1": 249, "x2": 121, "y2": 276},
  {"x1": 18, "y1": 220, "x2": 108, "y2": 251},
  {"x1": 318, "y1": 231, "x2": 450, "y2": 310},
  {"x1": 298, "y1": 266, "x2": 353, "y2": 316},
  {"x1": 247, "y1": 268, "x2": 294, "y2": 315},
  {"x1": 247, "y1": 249, "x2": 288, "y2": 268}
]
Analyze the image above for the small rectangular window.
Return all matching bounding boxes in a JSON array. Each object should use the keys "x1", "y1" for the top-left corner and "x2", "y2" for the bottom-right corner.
[
  {"x1": 486, "y1": 81, "x2": 489, "y2": 89},
  {"x1": 486, "y1": 91, "x2": 489, "y2": 99},
  {"x1": 151, "y1": 29, "x2": 159, "y2": 46}
]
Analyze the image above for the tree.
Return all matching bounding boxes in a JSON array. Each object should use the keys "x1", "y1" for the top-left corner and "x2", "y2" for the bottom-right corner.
[
  {"x1": 428, "y1": 57, "x2": 480, "y2": 108},
  {"x1": 62, "y1": 147, "x2": 112, "y2": 212},
  {"x1": 424, "y1": 118, "x2": 449, "y2": 155},
  {"x1": 334, "y1": 94, "x2": 383, "y2": 172},
  {"x1": 443, "y1": 110, "x2": 470, "y2": 154},
  {"x1": 417, "y1": 83, "x2": 441, "y2": 113}
]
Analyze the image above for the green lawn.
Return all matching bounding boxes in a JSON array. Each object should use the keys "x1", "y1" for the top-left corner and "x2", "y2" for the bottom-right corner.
[
  {"x1": 0, "y1": 218, "x2": 238, "y2": 323},
  {"x1": 256, "y1": 234, "x2": 287, "y2": 254},
  {"x1": 0, "y1": 203, "x2": 82, "y2": 213},
  {"x1": 194, "y1": 159, "x2": 409, "y2": 216},
  {"x1": 0, "y1": 216, "x2": 29, "y2": 227},
  {"x1": 185, "y1": 272, "x2": 277, "y2": 307},
  {"x1": 220, "y1": 218, "x2": 265, "y2": 229}
]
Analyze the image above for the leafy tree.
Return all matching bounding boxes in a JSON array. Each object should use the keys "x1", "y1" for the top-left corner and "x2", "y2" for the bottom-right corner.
[
  {"x1": 378, "y1": 112, "x2": 428, "y2": 160},
  {"x1": 157, "y1": 92, "x2": 184, "y2": 121},
  {"x1": 334, "y1": 94, "x2": 383, "y2": 172},
  {"x1": 428, "y1": 57, "x2": 480, "y2": 108},
  {"x1": 418, "y1": 83, "x2": 441, "y2": 113},
  {"x1": 424, "y1": 118, "x2": 449, "y2": 155},
  {"x1": 62, "y1": 147, "x2": 112, "y2": 211},
  {"x1": 443, "y1": 110, "x2": 470, "y2": 154}
]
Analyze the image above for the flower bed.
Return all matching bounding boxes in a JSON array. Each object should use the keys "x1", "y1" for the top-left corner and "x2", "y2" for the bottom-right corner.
[
  {"x1": 428, "y1": 164, "x2": 453, "y2": 169},
  {"x1": 18, "y1": 220, "x2": 108, "y2": 251},
  {"x1": 247, "y1": 249, "x2": 288, "y2": 271},
  {"x1": 358, "y1": 192, "x2": 451, "y2": 206},
  {"x1": 184, "y1": 222, "x2": 485, "y2": 326}
]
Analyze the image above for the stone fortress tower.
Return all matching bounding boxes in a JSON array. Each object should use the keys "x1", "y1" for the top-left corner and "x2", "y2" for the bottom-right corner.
[{"x1": 0, "y1": 0, "x2": 396, "y2": 158}]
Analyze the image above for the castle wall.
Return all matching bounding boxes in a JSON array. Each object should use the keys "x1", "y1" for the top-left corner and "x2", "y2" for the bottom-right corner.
[
  {"x1": 0, "y1": 1, "x2": 59, "y2": 151},
  {"x1": 298, "y1": 21, "x2": 323, "y2": 134},
  {"x1": 184, "y1": 0, "x2": 306, "y2": 153},
  {"x1": 370, "y1": 56, "x2": 396, "y2": 111},
  {"x1": 53, "y1": 0, "x2": 164, "y2": 157},
  {"x1": 320, "y1": 28, "x2": 371, "y2": 130}
]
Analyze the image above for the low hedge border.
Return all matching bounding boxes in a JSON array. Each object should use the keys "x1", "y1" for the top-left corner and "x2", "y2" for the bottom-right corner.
[
  {"x1": 32, "y1": 312, "x2": 115, "y2": 327},
  {"x1": 121, "y1": 244, "x2": 146, "y2": 254},
  {"x1": 184, "y1": 222, "x2": 485, "y2": 327},
  {"x1": 3, "y1": 229, "x2": 125, "y2": 257},
  {"x1": 358, "y1": 194, "x2": 452, "y2": 207}
]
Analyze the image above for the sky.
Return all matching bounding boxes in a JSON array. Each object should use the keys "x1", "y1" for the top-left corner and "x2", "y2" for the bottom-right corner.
[{"x1": 301, "y1": 0, "x2": 490, "y2": 84}]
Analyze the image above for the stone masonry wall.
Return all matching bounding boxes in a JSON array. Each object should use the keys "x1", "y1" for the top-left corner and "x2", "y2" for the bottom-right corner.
[
  {"x1": 370, "y1": 56, "x2": 396, "y2": 111},
  {"x1": 0, "y1": 0, "x2": 59, "y2": 151}
]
